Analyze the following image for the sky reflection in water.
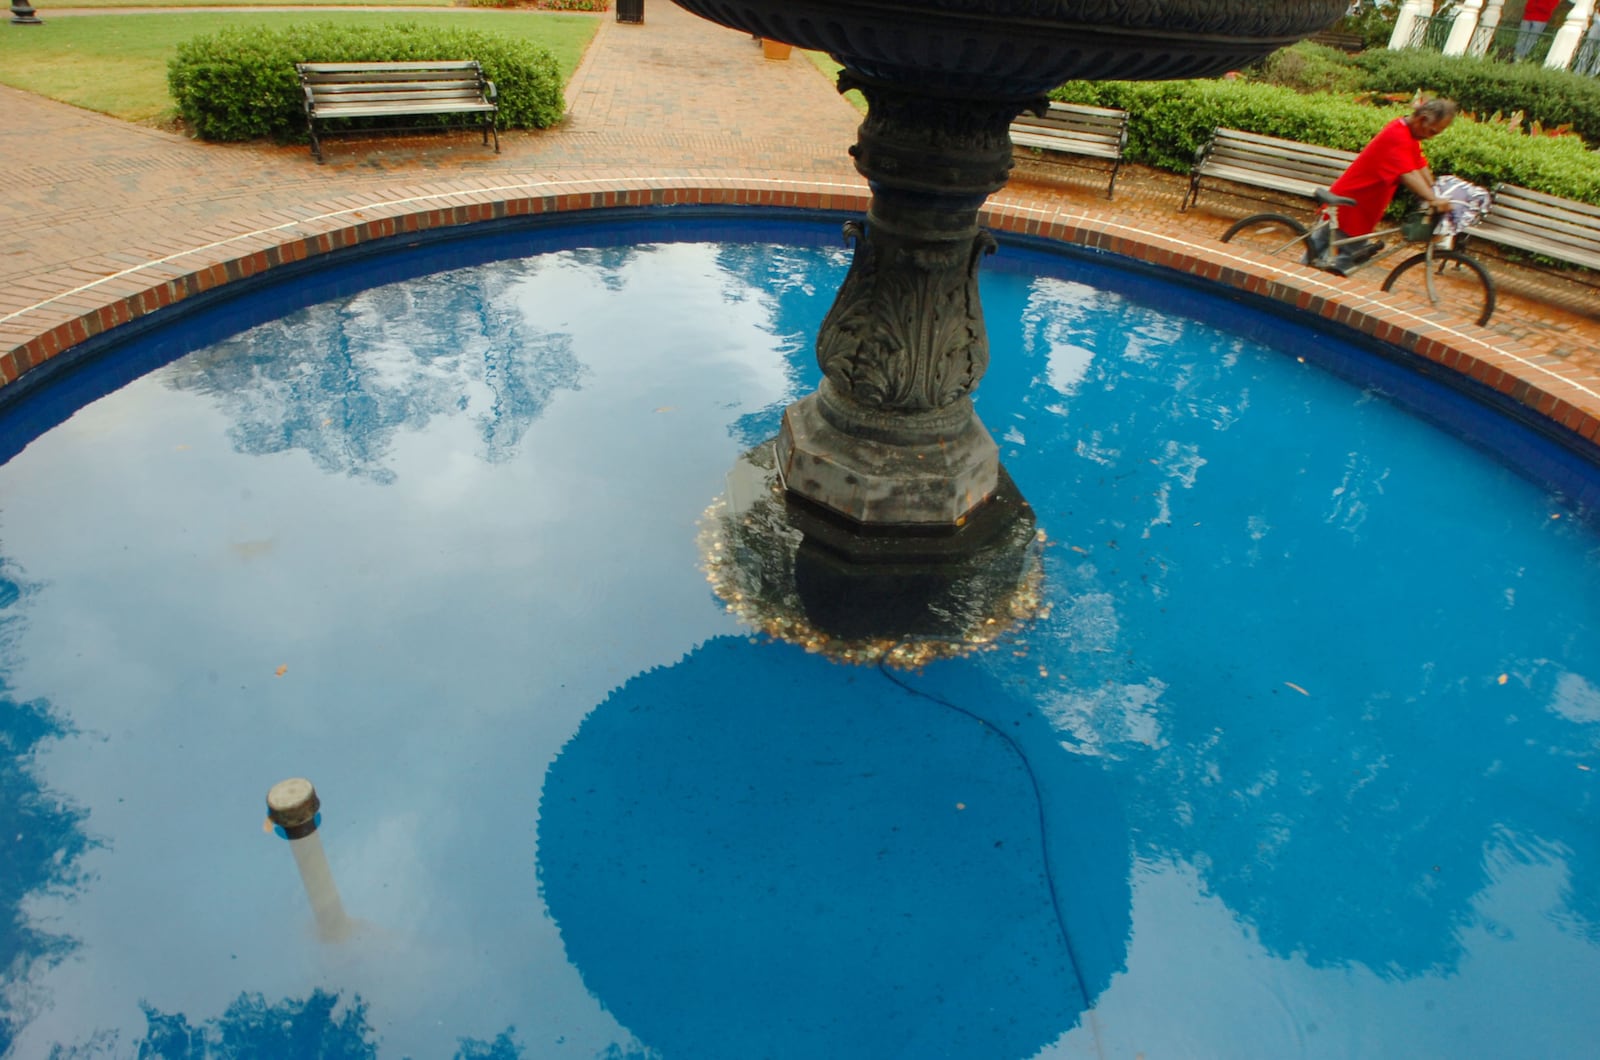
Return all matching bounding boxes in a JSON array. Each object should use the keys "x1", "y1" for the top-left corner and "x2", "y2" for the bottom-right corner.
[{"x1": 1, "y1": 218, "x2": 1598, "y2": 1058}]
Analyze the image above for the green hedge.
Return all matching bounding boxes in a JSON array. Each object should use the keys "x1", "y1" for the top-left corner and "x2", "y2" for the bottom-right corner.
[
  {"x1": 1355, "y1": 49, "x2": 1600, "y2": 143},
  {"x1": 168, "y1": 21, "x2": 565, "y2": 143},
  {"x1": 1250, "y1": 41, "x2": 1367, "y2": 95},
  {"x1": 1051, "y1": 78, "x2": 1600, "y2": 205},
  {"x1": 1242, "y1": 41, "x2": 1600, "y2": 145}
]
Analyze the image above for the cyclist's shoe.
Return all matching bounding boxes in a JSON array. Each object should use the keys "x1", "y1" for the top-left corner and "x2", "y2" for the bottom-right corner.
[
  {"x1": 1321, "y1": 237, "x2": 1383, "y2": 277},
  {"x1": 1303, "y1": 225, "x2": 1331, "y2": 266},
  {"x1": 1348, "y1": 239, "x2": 1384, "y2": 265}
]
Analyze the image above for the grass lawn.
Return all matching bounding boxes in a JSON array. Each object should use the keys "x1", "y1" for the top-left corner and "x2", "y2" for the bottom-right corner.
[
  {"x1": 803, "y1": 50, "x2": 864, "y2": 113},
  {"x1": 0, "y1": 11, "x2": 598, "y2": 124}
]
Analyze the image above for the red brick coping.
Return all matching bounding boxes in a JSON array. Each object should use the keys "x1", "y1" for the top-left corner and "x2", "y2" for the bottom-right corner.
[{"x1": 2, "y1": 176, "x2": 1598, "y2": 450}]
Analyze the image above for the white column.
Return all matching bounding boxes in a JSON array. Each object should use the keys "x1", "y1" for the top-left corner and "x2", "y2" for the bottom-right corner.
[
  {"x1": 1469, "y1": 0, "x2": 1505, "y2": 56},
  {"x1": 1581, "y1": 14, "x2": 1600, "y2": 76},
  {"x1": 1547, "y1": 0, "x2": 1596, "y2": 68},
  {"x1": 1444, "y1": 0, "x2": 1485, "y2": 54},
  {"x1": 1390, "y1": 0, "x2": 1436, "y2": 49}
]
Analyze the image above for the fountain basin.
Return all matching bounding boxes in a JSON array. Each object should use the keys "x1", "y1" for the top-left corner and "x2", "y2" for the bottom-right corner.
[{"x1": 2, "y1": 212, "x2": 1598, "y2": 1057}]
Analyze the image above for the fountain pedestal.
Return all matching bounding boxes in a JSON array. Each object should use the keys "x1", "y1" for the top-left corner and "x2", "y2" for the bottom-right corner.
[{"x1": 776, "y1": 76, "x2": 1028, "y2": 529}]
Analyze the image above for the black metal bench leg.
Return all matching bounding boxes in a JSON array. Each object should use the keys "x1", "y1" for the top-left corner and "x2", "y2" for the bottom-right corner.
[
  {"x1": 1106, "y1": 159, "x2": 1121, "y2": 200},
  {"x1": 308, "y1": 124, "x2": 325, "y2": 165}
]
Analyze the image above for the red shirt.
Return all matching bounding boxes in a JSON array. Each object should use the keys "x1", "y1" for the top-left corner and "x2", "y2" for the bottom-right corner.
[
  {"x1": 1327, "y1": 118, "x2": 1427, "y2": 237},
  {"x1": 1522, "y1": 0, "x2": 1559, "y2": 21}
]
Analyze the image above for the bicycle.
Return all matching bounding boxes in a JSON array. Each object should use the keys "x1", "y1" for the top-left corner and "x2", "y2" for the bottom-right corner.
[{"x1": 1219, "y1": 188, "x2": 1497, "y2": 327}]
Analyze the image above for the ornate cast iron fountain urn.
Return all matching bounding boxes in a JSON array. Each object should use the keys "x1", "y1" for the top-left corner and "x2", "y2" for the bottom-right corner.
[{"x1": 674, "y1": 0, "x2": 1347, "y2": 535}]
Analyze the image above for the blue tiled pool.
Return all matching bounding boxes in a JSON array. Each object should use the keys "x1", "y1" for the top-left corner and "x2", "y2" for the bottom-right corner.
[{"x1": 2, "y1": 215, "x2": 1598, "y2": 1058}]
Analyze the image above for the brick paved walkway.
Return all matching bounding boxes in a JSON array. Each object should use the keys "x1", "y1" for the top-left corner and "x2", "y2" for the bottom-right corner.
[{"x1": 2, "y1": 3, "x2": 1598, "y2": 450}]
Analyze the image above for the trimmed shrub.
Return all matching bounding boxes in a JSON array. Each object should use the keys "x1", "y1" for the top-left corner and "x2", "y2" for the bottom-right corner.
[
  {"x1": 1356, "y1": 49, "x2": 1600, "y2": 143},
  {"x1": 1236, "y1": 42, "x2": 1600, "y2": 146},
  {"x1": 1248, "y1": 41, "x2": 1366, "y2": 94},
  {"x1": 1050, "y1": 77, "x2": 1600, "y2": 204},
  {"x1": 1333, "y1": 1, "x2": 1400, "y2": 51},
  {"x1": 168, "y1": 21, "x2": 565, "y2": 142}
]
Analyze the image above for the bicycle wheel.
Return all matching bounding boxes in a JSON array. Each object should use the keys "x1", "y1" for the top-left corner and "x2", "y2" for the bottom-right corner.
[
  {"x1": 1380, "y1": 249, "x2": 1497, "y2": 327},
  {"x1": 1219, "y1": 213, "x2": 1310, "y2": 256}
]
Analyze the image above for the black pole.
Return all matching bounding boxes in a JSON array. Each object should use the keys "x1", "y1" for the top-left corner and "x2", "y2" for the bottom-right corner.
[{"x1": 10, "y1": 0, "x2": 42, "y2": 24}]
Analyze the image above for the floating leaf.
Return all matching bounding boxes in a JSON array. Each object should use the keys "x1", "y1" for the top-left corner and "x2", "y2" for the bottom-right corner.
[
  {"x1": 1285, "y1": 681, "x2": 1309, "y2": 696},
  {"x1": 274, "y1": 664, "x2": 288, "y2": 677}
]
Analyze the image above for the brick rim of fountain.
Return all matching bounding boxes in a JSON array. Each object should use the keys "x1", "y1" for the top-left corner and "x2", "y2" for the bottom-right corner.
[{"x1": 2, "y1": 175, "x2": 1597, "y2": 453}]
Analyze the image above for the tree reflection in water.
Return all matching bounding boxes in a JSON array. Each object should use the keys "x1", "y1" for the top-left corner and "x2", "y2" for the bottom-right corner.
[
  {"x1": 0, "y1": 565, "x2": 94, "y2": 1059},
  {"x1": 163, "y1": 257, "x2": 585, "y2": 482}
]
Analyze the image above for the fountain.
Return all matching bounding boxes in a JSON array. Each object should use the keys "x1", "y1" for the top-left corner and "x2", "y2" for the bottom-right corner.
[
  {"x1": 674, "y1": 0, "x2": 1349, "y2": 646},
  {"x1": 5, "y1": 3, "x2": 1597, "y2": 1054}
]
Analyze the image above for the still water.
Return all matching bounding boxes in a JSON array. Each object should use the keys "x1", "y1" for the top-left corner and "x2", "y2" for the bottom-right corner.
[{"x1": 2, "y1": 217, "x2": 1598, "y2": 1058}]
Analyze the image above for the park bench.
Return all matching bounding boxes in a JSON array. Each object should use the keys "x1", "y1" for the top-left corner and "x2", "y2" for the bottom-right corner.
[
  {"x1": 1008, "y1": 101, "x2": 1130, "y2": 198},
  {"x1": 296, "y1": 60, "x2": 499, "y2": 164},
  {"x1": 1458, "y1": 183, "x2": 1600, "y2": 278},
  {"x1": 1182, "y1": 127, "x2": 1356, "y2": 212},
  {"x1": 1309, "y1": 29, "x2": 1366, "y2": 52}
]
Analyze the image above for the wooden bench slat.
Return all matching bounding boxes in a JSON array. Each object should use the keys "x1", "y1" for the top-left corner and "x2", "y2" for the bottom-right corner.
[
  {"x1": 1470, "y1": 229, "x2": 1600, "y2": 270},
  {"x1": 1209, "y1": 157, "x2": 1345, "y2": 183},
  {"x1": 1189, "y1": 163, "x2": 1326, "y2": 200},
  {"x1": 1480, "y1": 205, "x2": 1600, "y2": 249},
  {"x1": 313, "y1": 102, "x2": 498, "y2": 117},
  {"x1": 1010, "y1": 132, "x2": 1119, "y2": 158},
  {"x1": 311, "y1": 89, "x2": 491, "y2": 105},
  {"x1": 1206, "y1": 128, "x2": 1358, "y2": 163},
  {"x1": 1200, "y1": 150, "x2": 1348, "y2": 174},
  {"x1": 298, "y1": 61, "x2": 486, "y2": 72},
  {"x1": 303, "y1": 73, "x2": 486, "y2": 86},
  {"x1": 1493, "y1": 183, "x2": 1600, "y2": 221},
  {"x1": 1012, "y1": 114, "x2": 1126, "y2": 133},
  {"x1": 306, "y1": 78, "x2": 485, "y2": 91}
]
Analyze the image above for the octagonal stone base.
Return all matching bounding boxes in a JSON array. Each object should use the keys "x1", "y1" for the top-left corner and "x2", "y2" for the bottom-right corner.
[{"x1": 775, "y1": 387, "x2": 1000, "y2": 528}]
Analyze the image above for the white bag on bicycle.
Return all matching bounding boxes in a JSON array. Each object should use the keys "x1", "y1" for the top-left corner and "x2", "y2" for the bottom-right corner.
[{"x1": 1430, "y1": 176, "x2": 1492, "y2": 244}]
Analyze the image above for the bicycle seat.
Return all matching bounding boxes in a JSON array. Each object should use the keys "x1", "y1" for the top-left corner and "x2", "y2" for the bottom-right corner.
[{"x1": 1315, "y1": 188, "x2": 1358, "y2": 207}]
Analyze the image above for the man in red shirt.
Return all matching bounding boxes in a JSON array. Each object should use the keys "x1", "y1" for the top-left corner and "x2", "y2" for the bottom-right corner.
[
  {"x1": 1312, "y1": 99, "x2": 1458, "y2": 275},
  {"x1": 1515, "y1": 0, "x2": 1560, "y2": 59}
]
